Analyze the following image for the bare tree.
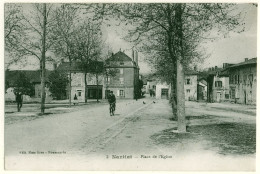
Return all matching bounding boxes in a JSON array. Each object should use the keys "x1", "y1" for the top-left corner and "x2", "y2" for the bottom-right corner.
[
  {"x1": 89, "y1": 3, "x2": 243, "y2": 132},
  {"x1": 73, "y1": 19, "x2": 103, "y2": 103},
  {"x1": 52, "y1": 4, "x2": 79, "y2": 106},
  {"x1": 5, "y1": 3, "x2": 55, "y2": 114}
]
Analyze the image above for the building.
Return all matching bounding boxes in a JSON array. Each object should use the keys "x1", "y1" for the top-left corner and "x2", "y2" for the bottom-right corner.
[
  {"x1": 104, "y1": 50, "x2": 139, "y2": 99},
  {"x1": 184, "y1": 69, "x2": 198, "y2": 101},
  {"x1": 155, "y1": 82, "x2": 170, "y2": 99},
  {"x1": 56, "y1": 61, "x2": 104, "y2": 101},
  {"x1": 197, "y1": 78, "x2": 207, "y2": 101},
  {"x1": 225, "y1": 58, "x2": 257, "y2": 105},
  {"x1": 5, "y1": 70, "x2": 53, "y2": 102},
  {"x1": 206, "y1": 66, "x2": 230, "y2": 103}
]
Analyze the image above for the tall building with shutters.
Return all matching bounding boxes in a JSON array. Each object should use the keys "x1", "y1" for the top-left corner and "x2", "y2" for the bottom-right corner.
[{"x1": 104, "y1": 50, "x2": 140, "y2": 99}]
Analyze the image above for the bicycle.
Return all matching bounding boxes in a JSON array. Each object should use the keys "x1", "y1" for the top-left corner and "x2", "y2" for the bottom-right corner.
[{"x1": 109, "y1": 102, "x2": 116, "y2": 116}]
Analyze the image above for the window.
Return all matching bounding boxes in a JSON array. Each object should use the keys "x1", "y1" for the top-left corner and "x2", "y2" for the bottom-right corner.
[
  {"x1": 186, "y1": 79, "x2": 191, "y2": 85},
  {"x1": 78, "y1": 91, "x2": 81, "y2": 97},
  {"x1": 186, "y1": 89, "x2": 190, "y2": 93},
  {"x1": 119, "y1": 78, "x2": 124, "y2": 84},
  {"x1": 230, "y1": 88, "x2": 235, "y2": 99},
  {"x1": 248, "y1": 74, "x2": 253, "y2": 82},
  {"x1": 215, "y1": 81, "x2": 222, "y2": 87},
  {"x1": 106, "y1": 77, "x2": 110, "y2": 84},
  {"x1": 120, "y1": 62, "x2": 124, "y2": 65},
  {"x1": 120, "y1": 68, "x2": 123, "y2": 74},
  {"x1": 243, "y1": 75, "x2": 247, "y2": 84},
  {"x1": 120, "y1": 90, "x2": 125, "y2": 97},
  {"x1": 225, "y1": 94, "x2": 229, "y2": 99}
]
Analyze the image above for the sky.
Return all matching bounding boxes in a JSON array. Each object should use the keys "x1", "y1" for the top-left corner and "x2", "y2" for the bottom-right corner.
[
  {"x1": 103, "y1": 3, "x2": 257, "y2": 74},
  {"x1": 5, "y1": 3, "x2": 257, "y2": 75}
]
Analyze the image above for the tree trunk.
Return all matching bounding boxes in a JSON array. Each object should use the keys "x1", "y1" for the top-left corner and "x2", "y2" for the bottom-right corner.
[
  {"x1": 69, "y1": 70, "x2": 71, "y2": 106},
  {"x1": 176, "y1": 59, "x2": 186, "y2": 132},
  {"x1": 40, "y1": 4, "x2": 47, "y2": 114},
  {"x1": 176, "y1": 4, "x2": 186, "y2": 133},
  {"x1": 170, "y1": 80, "x2": 177, "y2": 121},
  {"x1": 96, "y1": 73, "x2": 99, "y2": 102},
  {"x1": 84, "y1": 73, "x2": 88, "y2": 103}
]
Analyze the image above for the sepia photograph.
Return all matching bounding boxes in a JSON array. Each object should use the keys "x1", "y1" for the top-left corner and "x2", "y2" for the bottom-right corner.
[{"x1": 3, "y1": 0, "x2": 258, "y2": 171}]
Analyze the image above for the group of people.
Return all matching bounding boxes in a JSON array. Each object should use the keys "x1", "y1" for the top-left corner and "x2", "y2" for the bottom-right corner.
[{"x1": 13, "y1": 90, "x2": 117, "y2": 116}]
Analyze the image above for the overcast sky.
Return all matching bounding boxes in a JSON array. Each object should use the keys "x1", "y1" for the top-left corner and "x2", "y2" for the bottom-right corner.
[
  {"x1": 103, "y1": 3, "x2": 257, "y2": 74},
  {"x1": 6, "y1": 3, "x2": 257, "y2": 74}
]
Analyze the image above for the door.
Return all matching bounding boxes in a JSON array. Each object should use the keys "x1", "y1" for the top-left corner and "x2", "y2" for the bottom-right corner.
[
  {"x1": 161, "y1": 88, "x2": 169, "y2": 99},
  {"x1": 216, "y1": 92, "x2": 221, "y2": 102}
]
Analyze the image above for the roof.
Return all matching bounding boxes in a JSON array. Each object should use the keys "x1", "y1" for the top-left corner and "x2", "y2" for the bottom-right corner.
[
  {"x1": 227, "y1": 58, "x2": 257, "y2": 69},
  {"x1": 5, "y1": 70, "x2": 53, "y2": 85},
  {"x1": 57, "y1": 61, "x2": 104, "y2": 72},
  {"x1": 184, "y1": 69, "x2": 199, "y2": 75},
  {"x1": 106, "y1": 51, "x2": 133, "y2": 62}
]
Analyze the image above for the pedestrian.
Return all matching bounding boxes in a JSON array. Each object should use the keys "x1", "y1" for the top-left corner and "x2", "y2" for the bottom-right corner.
[
  {"x1": 108, "y1": 91, "x2": 116, "y2": 116},
  {"x1": 73, "y1": 94, "x2": 78, "y2": 105},
  {"x1": 15, "y1": 92, "x2": 23, "y2": 112}
]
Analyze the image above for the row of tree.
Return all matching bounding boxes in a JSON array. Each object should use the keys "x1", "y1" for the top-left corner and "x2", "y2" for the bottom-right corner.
[
  {"x1": 5, "y1": 3, "x2": 247, "y2": 132},
  {"x1": 5, "y1": 4, "x2": 106, "y2": 113}
]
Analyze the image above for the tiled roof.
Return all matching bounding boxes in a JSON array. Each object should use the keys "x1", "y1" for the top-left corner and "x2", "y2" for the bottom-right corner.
[
  {"x1": 5, "y1": 70, "x2": 53, "y2": 85},
  {"x1": 184, "y1": 69, "x2": 199, "y2": 75},
  {"x1": 227, "y1": 58, "x2": 257, "y2": 69},
  {"x1": 106, "y1": 51, "x2": 133, "y2": 62},
  {"x1": 57, "y1": 61, "x2": 104, "y2": 72}
]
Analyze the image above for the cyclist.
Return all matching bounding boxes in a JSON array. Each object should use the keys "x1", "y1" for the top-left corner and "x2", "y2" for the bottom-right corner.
[{"x1": 108, "y1": 91, "x2": 116, "y2": 116}]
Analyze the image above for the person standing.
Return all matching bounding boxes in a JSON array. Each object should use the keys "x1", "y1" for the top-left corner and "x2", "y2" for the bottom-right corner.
[
  {"x1": 16, "y1": 92, "x2": 23, "y2": 112},
  {"x1": 108, "y1": 91, "x2": 116, "y2": 116}
]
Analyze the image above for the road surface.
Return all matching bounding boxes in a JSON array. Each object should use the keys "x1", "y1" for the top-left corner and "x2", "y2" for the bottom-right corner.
[{"x1": 4, "y1": 98, "x2": 256, "y2": 171}]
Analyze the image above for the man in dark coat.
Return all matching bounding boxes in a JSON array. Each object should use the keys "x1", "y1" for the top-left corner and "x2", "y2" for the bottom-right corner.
[
  {"x1": 16, "y1": 92, "x2": 23, "y2": 112},
  {"x1": 108, "y1": 91, "x2": 116, "y2": 116}
]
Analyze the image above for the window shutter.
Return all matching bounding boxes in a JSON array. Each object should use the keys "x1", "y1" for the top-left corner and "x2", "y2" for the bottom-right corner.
[{"x1": 117, "y1": 90, "x2": 120, "y2": 97}]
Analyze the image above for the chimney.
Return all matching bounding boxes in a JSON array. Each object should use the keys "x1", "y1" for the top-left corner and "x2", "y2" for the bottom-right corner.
[
  {"x1": 112, "y1": 52, "x2": 114, "y2": 56},
  {"x1": 135, "y1": 50, "x2": 138, "y2": 66},
  {"x1": 245, "y1": 58, "x2": 248, "y2": 62}
]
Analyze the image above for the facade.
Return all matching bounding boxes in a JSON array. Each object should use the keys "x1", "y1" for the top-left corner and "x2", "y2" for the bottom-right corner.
[
  {"x1": 155, "y1": 82, "x2": 170, "y2": 99},
  {"x1": 56, "y1": 61, "x2": 104, "y2": 101},
  {"x1": 146, "y1": 80, "x2": 157, "y2": 96},
  {"x1": 197, "y1": 78, "x2": 207, "y2": 101},
  {"x1": 226, "y1": 58, "x2": 257, "y2": 105},
  {"x1": 104, "y1": 50, "x2": 139, "y2": 99},
  {"x1": 5, "y1": 70, "x2": 53, "y2": 102},
  {"x1": 184, "y1": 69, "x2": 198, "y2": 101},
  {"x1": 206, "y1": 66, "x2": 230, "y2": 103}
]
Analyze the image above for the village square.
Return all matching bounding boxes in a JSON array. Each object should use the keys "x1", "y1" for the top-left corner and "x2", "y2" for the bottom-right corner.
[{"x1": 3, "y1": 2, "x2": 257, "y2": 171}]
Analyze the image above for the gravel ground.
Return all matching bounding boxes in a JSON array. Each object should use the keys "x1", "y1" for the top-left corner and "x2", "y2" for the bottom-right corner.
[{"x1": 4, "y1": 99, "x2": 256, "y2": 171}]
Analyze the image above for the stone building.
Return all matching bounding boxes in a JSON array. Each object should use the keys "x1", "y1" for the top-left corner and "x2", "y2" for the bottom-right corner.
[
  {"x1": 56, "y1": 61, "x2": 104, "y2": 101},
  {"x1": 225, "y1": 58, "x2": 257, "y2": 105},
  {"x1": 206, "y1": 66, "x2": 230, "y2": 103},
  {"x1": 5, "y1": 70, "x2": 53, "y2": 102},
  {"x1": 104, "y1": 50, "x2": 139, "y2": 99},
  {"x1": 184, "y1": 69, "x2": 198, "y2": 101}
]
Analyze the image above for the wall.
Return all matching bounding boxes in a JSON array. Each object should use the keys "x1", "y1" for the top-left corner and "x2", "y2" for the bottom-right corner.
[
  {"x1": 229, "y1": 65, "x2": 256, "y2": 105},
  {"x1": 184, "y1": 75, "x2": 197, "y2": 101},
  {"x1": 212, "y1": 75, "x2": 229, "y2": 102},
  {"x1": 156, "y1": 83, "x2": 169, "y2": 99},
  {"x1": 71, "y1": 72, "x2": 104, "y2": 101}
]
